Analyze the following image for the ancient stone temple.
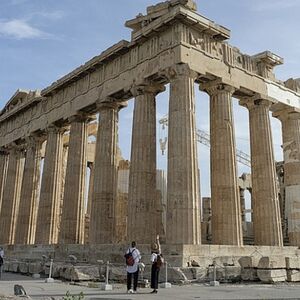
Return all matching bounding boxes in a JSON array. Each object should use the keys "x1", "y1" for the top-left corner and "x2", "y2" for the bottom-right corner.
[{"x1": 1, "y1": 0, "x2": 300, "y2": 270}]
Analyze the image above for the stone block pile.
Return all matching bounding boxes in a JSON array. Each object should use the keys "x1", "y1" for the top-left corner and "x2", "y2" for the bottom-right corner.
[{"x1": 239, "y1": 255, "x2": 300, "y2": 283}]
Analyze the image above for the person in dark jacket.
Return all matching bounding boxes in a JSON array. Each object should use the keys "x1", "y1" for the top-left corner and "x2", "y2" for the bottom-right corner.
[{"x1": 150, "y1": 235, "x2": 163, "y2": 293}]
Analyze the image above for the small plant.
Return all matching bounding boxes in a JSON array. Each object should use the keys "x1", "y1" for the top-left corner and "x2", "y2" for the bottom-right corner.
[{"x1": 62, "y1": 291, "x2": 84, "y2": 300}]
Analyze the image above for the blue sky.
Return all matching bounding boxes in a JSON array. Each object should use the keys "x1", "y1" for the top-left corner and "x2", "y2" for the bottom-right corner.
[{"x1": 1, "y1": 0, "x2": 300, "y2": 199}]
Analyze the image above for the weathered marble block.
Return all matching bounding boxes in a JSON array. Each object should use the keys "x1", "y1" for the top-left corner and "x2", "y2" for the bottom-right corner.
[
  {"x1": 287, "y1": 269, "x2": 300, "y2": 282},
  {"x1": 258, "y1": 256, "x2": 286, "y2": 269},
  {"x1": 257, "y1": 269, "x2": 287, "y2": 283},
  {"x1": 286, "y1": 256, "x2": 300, "y2": 269}
]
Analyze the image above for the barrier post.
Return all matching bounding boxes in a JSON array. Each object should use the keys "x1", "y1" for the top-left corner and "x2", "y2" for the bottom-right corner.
[
  {"x1": 160, "y1": 261, "x2": 172, "y2": 288},
  {"x1": 45, "y1": 259, "x2": 54, "y2": 283},
  {"x1": 101, "y1": 261, "x2": 113, "y2": 291},
  {"x1": 210, "y1": 259, "x2": 219, "y2": 286}
]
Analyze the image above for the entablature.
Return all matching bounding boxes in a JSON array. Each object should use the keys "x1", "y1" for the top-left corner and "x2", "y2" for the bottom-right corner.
[
  {"x1": 0, "y1": 90, "x2": 42, "y2": 122},
  {"x1": 1, "y1": 0, "x2": 300, "y2": 147}
]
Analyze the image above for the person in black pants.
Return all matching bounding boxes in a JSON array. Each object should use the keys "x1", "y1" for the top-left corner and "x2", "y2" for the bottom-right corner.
[
  {"x1": 150, "y1": 235, "x2": 162, "y2": 294},
  {"x1": 125, "y1": 241, "x2": 141, "y2": 294}
]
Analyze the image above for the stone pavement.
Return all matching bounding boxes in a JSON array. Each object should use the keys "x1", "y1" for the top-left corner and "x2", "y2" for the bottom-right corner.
[{"x1": 1, "y1": 273, "x2": 300, "y2": 299}]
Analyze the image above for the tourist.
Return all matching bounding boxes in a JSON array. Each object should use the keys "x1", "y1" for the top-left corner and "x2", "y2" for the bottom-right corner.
[
  {"x1": 124, "y1": 241, "x2": 141, "y2": 294},
  {"x1": 0, "y1": 247, "x2": 4, "y2": 279},
  {"x1": 150, "y1": 235, "x2": 163, "y2": 294}
]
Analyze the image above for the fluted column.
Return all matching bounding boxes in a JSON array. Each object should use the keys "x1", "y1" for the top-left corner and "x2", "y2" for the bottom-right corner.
[
  {"x1": 59, "y1": 115, "x2": 89, "y2": 244},
  {"x1": 166, "y1": 64, "x2": 201, "y2": 244},
  {"x1": 14, "y1": 136, "x2": 43, "y2": 244},
  {"x1": 0, "y1": 146, "x2": 25, "y2": 244},
  {"x1": 205, "y1": 84, "x2": 243, "y2": 246},
  {"x1": 0, "y1": 150, "x2": 8, "y2": 217},
  {"x1": 35, "y1": 125, "x2": 64, "y2": 244},
  {"x1": 241, "y1": 98, "x2": 283, "y2": 246},
  {"x1": 89, "y1": 101, "x2": 123, "y2": 244},
  {"x1": 274, "y1": 110, "x2": 300, "y2": 245},
  {"x1": 127, "y1": 84, "x2": 164, "y2": 243}
]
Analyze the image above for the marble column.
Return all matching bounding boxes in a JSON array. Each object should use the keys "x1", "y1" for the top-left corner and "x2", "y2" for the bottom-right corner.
[
  {"x1": 205, "y1": 84, "x2": 243, "y2": 246},
  {"x1": 35, "y1": 126, "x2": 64, "y2": 244},
  {"x1": 59, "y1": 144, "x2": 69, "y2": 235},
  {"x1": 14, "y1": 136, "x2": 43, "y2": 244},
  {"x1": 127, "y1": 84, "x2": 163, "y2": 243},
  {"x1": 0, "y1": 150, "x2": 8, "y2": 217},
  {"x1": 166, "y1": 64, "x2": 201, "y2": 244},
  {"x1": 89, "y1": 101, "x2": 122, "y2": 244},
  {"x1": 242, "y1": 99, "x2": 283, "y2": 246},
  {"x1": 0, "y1": 146, "x2": 25, "y2": 244},
  {"x1": 274, "y1": 110, "x2": 300, "y2": 245},
  {"x1": 59, "y1": 115, "x2": 88, "y2": 244}
]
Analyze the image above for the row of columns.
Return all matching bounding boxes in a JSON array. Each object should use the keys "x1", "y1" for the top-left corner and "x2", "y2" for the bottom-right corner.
[{"x1": 0, "y1": 63, "x2": 299, "y2": 246}]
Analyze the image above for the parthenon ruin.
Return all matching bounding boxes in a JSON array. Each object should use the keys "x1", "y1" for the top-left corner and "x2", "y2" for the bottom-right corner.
[{"x1": 1, "y1": 0, "x2": 300, "y2": 272}]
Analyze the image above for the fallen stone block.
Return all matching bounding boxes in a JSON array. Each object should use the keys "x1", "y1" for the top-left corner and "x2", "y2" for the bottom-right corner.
[
  {"x1": 70, "y1": 265, "x2": 100, "y2": 281},
  {"x1": 60, "y1": 265, "x2": 72, "y2": 280},
  {"x1": 28, "y1": 262, "x2": 43, "y2": 274},
  {"x1": 258, "y1": 256, "x2": 286, "y2": 269},
  {"x1": 3, "y1": 261, "x2": 9, "y2": 272},
  {"x1": 208, "y1": 266, "x2": 241, "y2": 283},
  {"x1": 19, "y1": 262, "x2": 29, "y2": 274},
  {"x1": 241, "y1": 268, "x2": 258, "y2": 281},
  {"x1": 189, "y1": 267, "x2": 207, "y2": 282},
  {"x1": 287, "y1": 269, "x2": 300, "y2": 282},
  {"x1": 238, "y1": 256, "x2": 260, "y2": 268},
  {"x1": 51, "y1": 263, "x2": 64, "y2": 278},
  {"x1": 238, "y1": 256, "x2": 259, "y2": 281},
  {"x1": 257, "y1": 269, "x2": 287, "y2": 283},
  {"x1": 58, "y1": 264, "x2": 100, "y2": 281},
  {"x1": 286, "y1": 256, "x2": 300, "y2": 269},
  {"x1": 9, "y1": 261, "x2": 19, "y2": 273}
]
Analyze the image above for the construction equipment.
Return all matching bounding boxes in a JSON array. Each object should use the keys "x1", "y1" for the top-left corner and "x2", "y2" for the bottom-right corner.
[{"x1": 159, "y1": 116, "x2": 251, "y2": 168}]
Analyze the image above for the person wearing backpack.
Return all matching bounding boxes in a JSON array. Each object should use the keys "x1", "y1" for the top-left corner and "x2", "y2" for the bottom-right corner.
[
  {"x1": 150, "y1": 235, "x2": 163, "y2": 294},
  {"x1": 124, "y1": 241, "x2": 141, "y2": 294}
]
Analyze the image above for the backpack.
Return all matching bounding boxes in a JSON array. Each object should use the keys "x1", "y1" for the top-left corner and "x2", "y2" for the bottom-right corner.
[
  {"x1": 125, "y1": 249, "x2": 136, "y2": 266},
  {"x1": 156, "y1": 254, "x2": 164, "y2": 268}
]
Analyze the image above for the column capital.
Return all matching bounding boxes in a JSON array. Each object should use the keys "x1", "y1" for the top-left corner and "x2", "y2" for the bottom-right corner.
[
  {"x1": 0, "y1": 147, "x2": 9, "y2": 156},
  {"x1": 24, "y1": 134, "x2": 45, "y2": 150},
  {"x1": 46, "y1": 124, "x2": 66, "y2": 134},
  {"x1": 239, "y1": 97, "x2": 271, "y2": 111},
  {"x1": 272, "y1": 104, "x2": 300, "y2": 121},
  {"x1": 6, "y1": 142, "x2": 26, "y2": 154},
  {"x1": 163, "y1": 64, "x2": 198, "y2": 82},
  {"x1": 96, "y1": 98, "x2": 127, "y2": 111},
  {"x1": 68, "y1": 112, "x2": 96, "y2": 124},
  {"x1": 130, "y1": 83, "x2": 165, "y2": 98},
  {"x1": 203, "y1": 82, "x2": 235, "y2": 96}
]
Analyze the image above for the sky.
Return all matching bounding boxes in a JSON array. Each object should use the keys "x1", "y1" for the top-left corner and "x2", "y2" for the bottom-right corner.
[{"x1": 1, "y1": 0, "x2": 300, "y2": 202}]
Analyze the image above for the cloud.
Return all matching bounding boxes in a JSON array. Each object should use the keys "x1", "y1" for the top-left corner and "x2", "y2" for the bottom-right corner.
[
  {"x1": 0, "y1": 19, "x2": 50, "y2": 39},
  {"x1": 251, "y1": 0, "x2": 300, "y2": 12},
  {"x1": 28, "y1": 11, "x2": 65, "y2": 21}
]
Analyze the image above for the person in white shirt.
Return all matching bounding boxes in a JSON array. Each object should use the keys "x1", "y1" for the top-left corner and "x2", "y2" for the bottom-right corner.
[{"x1": 125, "y1": 241, "x2": 141, "y2": 294}]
